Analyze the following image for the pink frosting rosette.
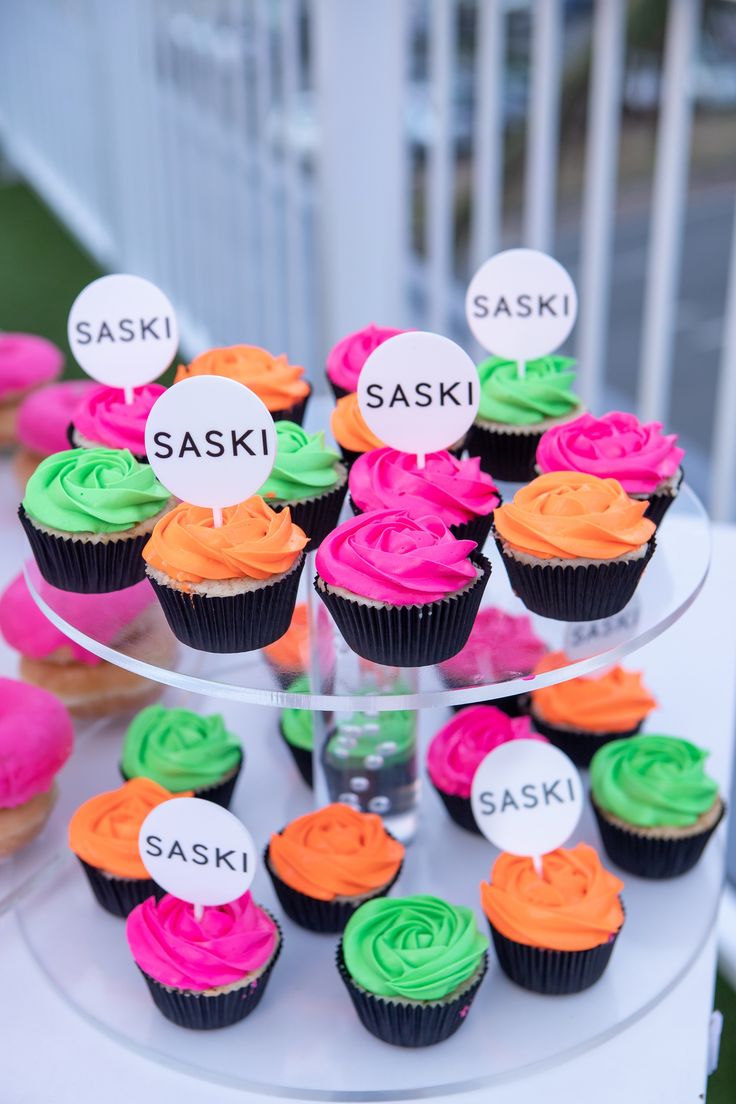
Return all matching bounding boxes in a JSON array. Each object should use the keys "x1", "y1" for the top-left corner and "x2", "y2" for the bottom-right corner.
[
  {"x1": 427, "y1": 706, "x2": 547, "y2": 798},
  {"x1": 326, "y1": 324, "x2": 406, "y2": 392},
  {"x1": 0, "y1": 677, "x2": 74, "y2": 806},
  {"x1": 17, "y1": 381, "x2": 97, "y2": 456},
  {"x1": 536, "y1": 411, "x2": 684, "y2": 495},
  {"x1": 72, "y1": 383, "x2": 166, "y2": 455},
  {"x1": 315, "y1": 509, "x2": 478, "y2": 605},
  {"x1": 349, "y1": 448, "x2": 500, "y2": 526},
  {"x1": 439, "y1": 607, "x2": 547, "y2": 683},
  {"x1": 126, "y1": 891, "x2": 279, "y2": 990},
  {"x1": 0, "y1": 333, "x2": 64, "y2": 399}
]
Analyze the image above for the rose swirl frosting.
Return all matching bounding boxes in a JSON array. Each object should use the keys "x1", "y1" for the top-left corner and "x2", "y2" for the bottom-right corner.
[
  {"x1": 121, "y1": 704, "x2": 242, "y2": 791},
  {"x1": 532, "y1": 652, "x2": 657, "y2": 732},
  {"x1": 481, "y1": 844, "x2": 625, "y2": 952},
  {"x1": 259, "y1": 421, "x2": 342, "y2": 501},
  {"x1": 326, "y1": 324, "x2": 406, "y2": 392},
  {"x1": 330, "y1": 393, "x2": 384, "y2": 453},
  {"x1": 439, "y1": 607, "x2": 547, "y2": 681},
  {"x1": 72, "y1": 384, "x2": 166, "y2": 455},
  {"x1": 316, "y1": 509, "x2": 478, "y2": 605},
  {"x1": 493, "y1": 471, "x2": 655, "y2": 560},
  {"x1": 126, "y1": 891, "x2": 279, "y2": 990},
  {"x1": 476, "y1": 355, "x2": 582, "y2": 425},
  {"x1": 427, "y1": 707, "x2": 546, "y2": 798},
  {"x1": 175, "y1": 345, "x2": 309, "y2": 411}
]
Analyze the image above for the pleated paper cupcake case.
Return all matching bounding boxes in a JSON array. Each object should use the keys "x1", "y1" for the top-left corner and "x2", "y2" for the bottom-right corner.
[{"x1": 591, "y1": 798, "x2": 726, "y2": 879}]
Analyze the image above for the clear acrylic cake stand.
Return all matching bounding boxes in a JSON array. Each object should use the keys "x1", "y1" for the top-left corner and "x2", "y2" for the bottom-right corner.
[{"x1": 15, "y1": 482, "x2": 724, "y2": 1100}]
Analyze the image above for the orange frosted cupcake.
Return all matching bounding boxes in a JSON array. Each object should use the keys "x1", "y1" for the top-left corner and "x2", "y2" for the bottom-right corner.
[
  {"x1": 529, "y1": 652, "x2": 657, "y2": 766},
  {"x1": 68, "y1": 778, "x2": 191, "y2": 917},
  {"x1": 330, "y1": 393, "x2": 384, "y2": 467},
  {"x1": 493, "y1": 472, "x2": 656, "y2": 621},
  {"x1": 142, "y1": 496, "x2": 308, "y2": 653},
  {"x1": 481, "y1": 843, "x2": 625, "y2": 994},
  {"x1": 175, "y1": 345, "x2": 311, "y2": 424},
  {"x1": 266, "y1": 803, "x2": 405, "y2": 932}
]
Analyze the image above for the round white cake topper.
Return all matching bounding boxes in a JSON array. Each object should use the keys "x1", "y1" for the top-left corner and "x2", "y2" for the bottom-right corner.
[
  {"x1": 139, "y1": 798, "x2": 256, "y2": 908},
  {"x1": 465, "y1": 249, "x2": 577, "y2": 361},
  {"x1": 470, "y1": 739, "x2": 583, "y2": 859},
  {"x1": 67, "y1": 274, "x2": 179, "y2": 390},
  {"x1": 357, "y1": 331, "x2": 479, "y2": 461},
  {"x1": 145, "y1": 376, "x2": 277, "y2": 510}
]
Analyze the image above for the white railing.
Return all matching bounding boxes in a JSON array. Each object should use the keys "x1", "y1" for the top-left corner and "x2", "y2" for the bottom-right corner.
[{"x1": 0, "y1": 0, "x2": 734, "y2": 520}]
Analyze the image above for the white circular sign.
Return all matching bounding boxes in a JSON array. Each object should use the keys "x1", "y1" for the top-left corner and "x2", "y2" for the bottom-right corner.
[
  {"x1": 145, "y1": 376, "x2": 277, "y2": 507},
  {"x1": 357, "y1": 331, "x2": 479, "y2": 457},
  {"x1": 465, "y1": 249, "x2": 577, "y2": 361},
  {"x1": 470, "y1": 739, "x2": 583, "y2": 857},
  {"x1": 68, "y1": 274, "x2": 179, "y2": 387},
  {"x1": 139, "y1": 798, "x2": 257, "y2": 907}
]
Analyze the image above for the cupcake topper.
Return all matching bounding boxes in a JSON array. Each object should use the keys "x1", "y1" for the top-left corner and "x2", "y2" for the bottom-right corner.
[
  {"x1": 139, "y1": 797, "x2": 257, "y2": 918},
  {"x1": 357, "y1": 331, "x2": 479, "y2": 469},
  {"x1": 465, "y1": 249, "x2": 577, "y2": 379},
  {"x1": 145, "y1": 376, "x2": 277, "y2": 527},
  {"x1": 470, "y1": 740, "x2": 583, "y2": 875},
  {"x1": 563, "y1": 599, "x2": 642, "y2": 660},
  {"x1": 67, "y1": 274, "x2": 179, "y2": 405}
]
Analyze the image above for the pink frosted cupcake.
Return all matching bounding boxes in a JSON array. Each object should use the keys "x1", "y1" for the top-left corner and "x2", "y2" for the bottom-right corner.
[
  {"x1": 349, "y1": 448, "x2": 501, "y2": 549},
  {"x1": 14, "y1": 380, "x2": 97, "y2": 486},
  {"x1": 427, "y1": 706, "x2": 546, "y2": 833},
  {"x1": 326, "y1": 324, "x2": 406, "y2": 399},
  {"x1": 68, "y1": 383, "x2": 166, "y2": 462},
  {"x1": 0, "y1": 333, "x2": 64, "y2": 448},
  {"x1": 536, "y1": 411, "x2": 684, "y2": 527}
]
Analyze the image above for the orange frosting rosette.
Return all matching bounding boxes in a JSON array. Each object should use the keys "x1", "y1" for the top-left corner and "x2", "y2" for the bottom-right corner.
[
  {"x1": 68, "y1": 778, "x2": 191, "y2": 878},
  {"x1": 143, "y1": 496, "x2": 307, "y2": 586},
  {"x1": 175, "y1": 345, "x2": 310, "y2": 413},
  {"x1": 493, "y1": 471, "x2": 655, "y2": 560},
  {"x1": 330, "y1": 393, "x2": 384, "y2": 454},
  {"x1": 268, "y1": 803, "x2": 405, "y2": 901},
  {"x1": 263, "y1": 602, "x2": 310, "y2": 671},
  {"x1": 481, "y1": 844, "x2": 624, "y2": 952},
  {"x1": 532, "y1": 651, "x2": 657, "y2": 733}
]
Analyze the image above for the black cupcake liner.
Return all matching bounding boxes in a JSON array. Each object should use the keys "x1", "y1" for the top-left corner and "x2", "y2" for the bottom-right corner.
[
  {"x1": 327, "y1": 378, "x2": 353, "y2": 401},
  {"x1": 529, "y1": 713, "x2": 642, "y2": 768},
  {"x1": 448, "y1": 694, "x2": 530, "y2": 717},
  {"x1": 635, "y1": 467, "x2": 684, "y2": 529},
  {"x1": 271, "y1": 389, "x2": 311, "y2": 427},
  {"x1": 270, "y1": 471, "x2": 348, "y2": 552},
  {"x1": 429, "y1": 779, "x2": 481, "y2": 835},
  {"x1": 119, "y1": 753, "x2": 243, "y2": 809},
  {"x1": 67, "y1": 422, "x2": 148, "y2": 464},
  {"x1": 348, "y1": 495, "x2": 500, "y2": 552},
  {"x1": 465, "y1": 422, "x2": 543, "y2": 482},
  {"x1": 336, "y1": 445, "x2": 366, "y2": 469},
  {"x1": 494, "y1": 532, "x2": 656, "y2": 623},
  {"x1": 77, "y1": 857, "x2": 164, "y2": 918},
  {"x1": 336, "y1": 944, "x2": 488, "y2": 1047},
  {"x1": 146, "y1": 555, "x2": 304, "y2": 653},
  {"x1": 264, "y1": 844, "x2": 403, "y2": 933},
  {"x1": 488, "y1": 916, "x2": 621, "y2": 995},
  {"x1": 315, "y1": 552, "x2": 492, "y2": 667},
  {"x1": 592, "y1": 798, "x2": 726, "y2": 879},
  {"x1": 138, "y1": 914, "x2": 283, "y2": 1029},
  {"x1": 278, "y1": 719, "x2": 314, "y2": 787},
  {"x1": 19, "y1": 504, "x2": 153, "y2": 594}
]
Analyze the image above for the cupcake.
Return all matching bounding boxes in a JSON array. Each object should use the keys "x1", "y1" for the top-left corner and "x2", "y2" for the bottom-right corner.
[
  {"x1": 142, "y1": 496, "x2": 307, "y2": 653},
  {"x1": 326, "y1": 324, "x2": 406, "y2": 400},
  {"x1": 427, "y1": 706, "x2": 546, "y2": 833},
  {"x1": 323, "y1": 708, "x2": 418, "y2": 816},
  {"x1": 480, "y1": 844, "x2": 624, "y2": 994},
  {"x1": 263, "y1": 602, "x2": 335, "y2": 689},
  {"x1": 68, "y1": 383, "x2": 166, "y2": 462},
  {"x1": 0, "y1": 565, "x2": 176, "y2": 718},
  {"x1": 536, "y1": 411, "x2": 685, "y2": 527},
  {"x1": 330, "y1": 392, "x2": 384, "y2": 467},
  {"x1": 493, "y1": 472, "x2": 656, "y2": 621},
  {"x1": 126, "y1": 891, "x2": 282, "y2": 1029},
  {"x1": 13, "y1": 380, "x2": 97, "y2": 486},
  {"x1": 278, "y1": 677, "x2": 314, "y2": 786},
  {"x1": 175, "y1": 345, "x2": 311, "y2": 425},
  {"x1": 0, "y1": 333, "x2": 64, "y2": 448},
  {"x1": 19, "y1": 447, "x2": 172, "y2": 593},
  {"x1": 265, "y1": 803, "x2": 405, "y2": 932},
  {"x1": 338, "y1": 894, "x2": 488, "y2": 1046},
  {"x1": 0, "y1": 678, "x2": 74, "y2": 858},
  {"x1": 349, "y1": 448, "x2": 501, "y2": 548},
  {"x1": 68, "y1": 777, "x2": 191, "y2": 917},
  {"x1": 529, "y1": 652, "x2": 657, "y2": 766},
  {"x1": 465, "y1": 355, "x2": 583, "y2": 481},
  {"x1": 258, "y1": 421, "x2": 348, "y2": 551},
  {"x1": 590, "y1": 734, "x2": 725, "y2": 879},
  {"x1": 438, "y1": 607, "x2": 547, "y2": 716},
  {"x1": 315, "y1": 510, "x2": 491, "y2": 667},
  {"x1": 120, "y1": 704, "x2": 243, "y2": 807}
]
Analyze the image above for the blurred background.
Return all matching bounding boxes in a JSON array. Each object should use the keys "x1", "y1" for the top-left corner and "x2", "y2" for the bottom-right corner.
[{"x1": 0, "y1": 0, "x2": 735, "y2": 1095}]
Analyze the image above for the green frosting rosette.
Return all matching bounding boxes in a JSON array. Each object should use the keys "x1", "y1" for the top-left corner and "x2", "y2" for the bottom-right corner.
[
  {"x1": 23, "y1": 447, "x2": 169, "y2": 533},
  {"x1": 343, "y1": 895, "x2": 488, "y2": 1001},
  {"x1": 590, "y1": 734, "x2": 718, "y2": 828},
  {"x1": 280, "y1": 678, "x2": 313, "y2": 751},
  {"x1": 260, "y1": 421, "x2": 342, "y2": 503},
  {"x1": 476, "y1": 355, "x2": 581, "y2": 425},
  {"x1": 121, "y1": 705, "x2": 242, "y2": 791},
  {"x1": 326, "y1": 710, "x2": 415, "y2": 766}
]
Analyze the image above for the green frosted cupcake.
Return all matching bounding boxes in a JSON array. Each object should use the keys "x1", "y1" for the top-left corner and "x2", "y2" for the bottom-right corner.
[
  {"x1": 337, "y1": 894, "x2": 488, "y2": 1047},
  {"x1": 279, "y1": 677, "x2": 314, "y2": 787},
  {"x1": 19, "y1": 447, "x2": 172, "y2": 593},
  {"x1": 259, "y1": 421, "x2": 347, "y2": 550},
  {"x1": 121, "y1": 704, "x2": 243, "y2": 808},
  {"x1": 590, "y1": 734, "x2": 724, "y2": 879},
  {"x1": 465, "y1": 355, "x2": 583, "y2": 481}
]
